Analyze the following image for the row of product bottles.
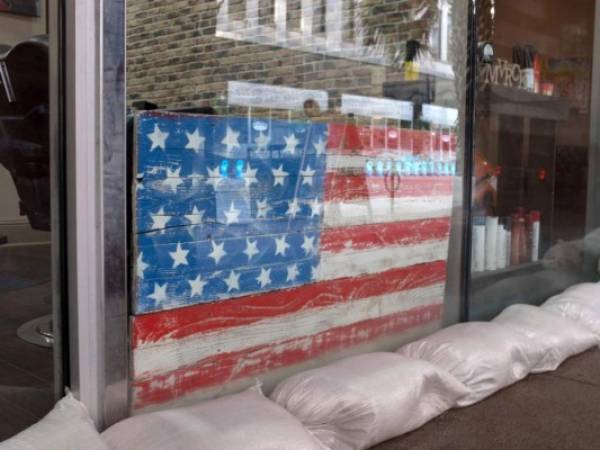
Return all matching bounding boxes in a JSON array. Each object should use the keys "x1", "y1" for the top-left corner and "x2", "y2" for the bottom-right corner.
[
  {"x1": 512, "y1": 45, "x2": 555, "y2": 96},
  {"x1": 365, "y1": 157, "x2": 457, "y2": 177},
  {"x1": 472, "y1": 208, "x2": 541, "y2": 273}
]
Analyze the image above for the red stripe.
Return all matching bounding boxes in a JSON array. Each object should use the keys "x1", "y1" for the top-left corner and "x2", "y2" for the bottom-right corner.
[
  {"x1": 321, "y1": 218, "x2": 451, "y2": 253},
  {"x1": 132, "y1": 260, "x2": 447, "y2": 347},
  {"x1": 133, "y1": 303, "x2": 443, "y2": 409},
  {"x1": 325, "y1": 174, "x2": 453, "y2": 202},
  {"x1": 327, "y1": 124, "x2": 457, "y2": 156}
]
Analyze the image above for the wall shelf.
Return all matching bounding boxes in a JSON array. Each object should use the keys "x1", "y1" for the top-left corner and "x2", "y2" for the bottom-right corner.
[{"x1": 478, "y1": 84, "x2": 570, "y2": 121}]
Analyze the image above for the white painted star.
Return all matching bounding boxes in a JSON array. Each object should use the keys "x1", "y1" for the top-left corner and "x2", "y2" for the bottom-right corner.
[
  {"x1": 256, "y1": 267, "x2": 272, "y2": 288},
  {"x1": 300, "y1": 164, "x2": 316, "y2": 186},
  {"x1": 255, "y1": 132, "x2": 270, "y2": 151},
  {"x1": 313, "y1": 136, "x2": 326, "y2": 155},
  {"x1": 256, "y1": 199, "x2": 271, "y2": 219},
  {"x1": 148, "y1": 282, "x2": 169, "y2": 306},
  {"x1": 224, "y1": 270, "x2": 241, "y2": 292},
  {"x1": 208, "y1": 240, "x2": 227, "y2": 265},
  {"x1": 222, "y1": 126, "x2": 241, "y2": 153},
  {"x1": 148, "y1": 124, "x2": 169, "y2": 151},
  {"x1": 185, "y1": 206, "x2": 205, "y2": 227},
  {"x1": 302, "y1": 235, "x2": 316, "y2": 255},
  {"x1": 243, "y1": 239, "x2": 260, "y2": 261},
  {"x1": 311, "y1": 262, "x2": 322, "y2": 281},
  {"x1": 224, "y1": 202, "x2": 241, "y2": 225},
  {"x1": 188, "y1": 274, "x2": 208, "y2": 297},
  {"x1": 137, "y1": 252, "x2": 149, "y2": 279},
  {"x1": 169, "y1": 242, "x2": 189, "y2": 268},
  {"x1": 243, "y1": 164, "x2": 258, "y2": 187},
  {"x1": 275, "y1": 235, "x2": 290, "y2": 257},
  {"x1": 163, "y1": 166, "x2": 183, "y2": 192},
  {"x1": 286, "y1": 198, "x2": 301, "y2": 218},
  {"x1": 309, "y1": 198, "x2": 322, "y2": 217},
  {"x1": 286, "y1": 264, "x2": 300, "y2": 282},
  {"x1": 272, "y1": 164, "x2": 289, "y2": 187},
  {"x1": 185, "y1": 128, "x2": 205, "y2": 153},
  {"x1": 206, "y1": 165, "x2": 222, "y2": 189},
  {"x1": 150, "y1": 207, "x2": 171, "y2": 231},
  {"x1": 283, "y1": 133, "x2": 300, "y2": 154}
]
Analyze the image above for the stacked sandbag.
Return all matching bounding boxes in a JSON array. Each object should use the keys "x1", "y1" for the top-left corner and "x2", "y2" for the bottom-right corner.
[
  {"x1": 563, "y1": 282, "x2": 600, "y2": 301},
  {"x1": 542, "y1": 282, "x2": 600, "y2": 338},
  {"x1": 102, "y1": 387, "x2": 325, "y2": 450},
  {"x1": 492, "y1": 304, "x2": 597, "y2": 372},
  {"x1": 397, "y1": 322, "x2": 542, "y2": 406},
  {"x1": 0, "y1": 393, "x2": 108, "y2": 450},
  {"x1": 271, "y1": 353, "x2": 469, "y2": 450}
]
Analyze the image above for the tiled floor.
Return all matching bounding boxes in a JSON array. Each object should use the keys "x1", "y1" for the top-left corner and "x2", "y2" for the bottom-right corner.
[
  {"x1": 0, "y1": 244, "x2": 54, "y2": 441},
  {"x1": 373, "y1": 349, "x2": 600, "y2": 450}
]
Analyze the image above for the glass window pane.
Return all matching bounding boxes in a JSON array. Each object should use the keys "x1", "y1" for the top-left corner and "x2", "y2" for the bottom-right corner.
[
  {"x1": 0, "y1": 1, "x2": 56, "y2": 439},
  {"x1": 469, "y1": 0, "x2": 600, "y2": 320},
  {"x1": 126, "y1": 0, "x2": 468, "y2": 409}
]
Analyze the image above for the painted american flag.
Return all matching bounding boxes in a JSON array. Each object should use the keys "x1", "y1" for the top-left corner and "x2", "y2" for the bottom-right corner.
[{"x1": 131, "y1": 111, "x2": 456, "y2": 410}]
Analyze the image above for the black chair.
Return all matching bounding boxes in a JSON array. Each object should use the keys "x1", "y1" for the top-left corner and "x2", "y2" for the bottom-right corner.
[
  {"x1": 0, "y1": 35, "x2": 49, "y2": 232},
  {"x1": 0, "y1": 36, "x2": 52, "y2": 348}
]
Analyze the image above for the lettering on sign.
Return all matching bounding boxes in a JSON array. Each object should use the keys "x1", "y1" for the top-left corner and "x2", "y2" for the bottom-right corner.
[{"x1": 480, "y1": 59, "x2": 522, "y2": 88}]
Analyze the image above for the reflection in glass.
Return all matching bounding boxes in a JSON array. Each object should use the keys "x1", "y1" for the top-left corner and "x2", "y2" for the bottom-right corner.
[
  {"x1": 470, "y1": 0, "x2": 599, "y2": 320},
  {"x1": 0, "y1": 7, "x2": 54, "y2": 439},
  {"x1": 126, "y1": 0, "x2": 469, "y2": 409}
]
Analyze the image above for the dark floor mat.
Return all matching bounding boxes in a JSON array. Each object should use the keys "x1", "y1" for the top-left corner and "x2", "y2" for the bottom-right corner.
[{"x1": 0, "y1": 273, "x2": 45, "y2": 293}]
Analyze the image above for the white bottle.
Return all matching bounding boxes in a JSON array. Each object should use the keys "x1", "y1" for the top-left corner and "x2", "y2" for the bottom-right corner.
[
  {"x1": 485, "y1": 216, "x2": 499, "y2": 271},
  {"x1": 530, "y1": 211, "x2": 541, "y2": 262},
  {"x1": 473, "y1": 217, "x2": 486, "y2": 272},
  {"x1": 496, "y1": 223, "x2": 507, "y2": 270}
]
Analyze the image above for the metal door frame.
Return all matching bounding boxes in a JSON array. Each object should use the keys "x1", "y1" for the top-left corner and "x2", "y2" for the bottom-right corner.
[{"x1": 61, "y1": 0, "x2": 128, "y2": 428}]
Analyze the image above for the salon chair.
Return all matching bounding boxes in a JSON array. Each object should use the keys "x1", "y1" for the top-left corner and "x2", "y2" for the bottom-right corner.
[
  {"x1": 0, "y1": 35, "x2": 49, "y2": 231},
  {"x1": 0, "y1": 36, "x2": 52, "y2": 347}
]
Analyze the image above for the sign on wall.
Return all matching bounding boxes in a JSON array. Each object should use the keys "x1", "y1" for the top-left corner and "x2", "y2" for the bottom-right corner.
[{"x1": 0, "y1": 0, "x2": 40, "y2": 17}]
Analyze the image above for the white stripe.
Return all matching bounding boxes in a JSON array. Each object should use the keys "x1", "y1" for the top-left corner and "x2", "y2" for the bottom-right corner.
[
  {"x1": 318, "y1": 239, "x2": 449, "y2": 281},
  {"x1": 327, "y1": 154, "x2": 407, "y2": 171},
  {"x1": 134, "y1": 283, "x2": 445, "y2": 377},
  {"x1": 323, "y1": 196, "x2": 453, "y2": 228}
]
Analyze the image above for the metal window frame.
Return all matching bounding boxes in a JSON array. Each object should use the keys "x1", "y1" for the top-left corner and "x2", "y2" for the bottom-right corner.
[
  {"x1": 586, "y1": 0, "x2": 600, "y2": 235},
  {"x1": 63, "y1": 0, "x2": 128, "y2": 429},
  {"x1": 460, "y1": 0, "x2": 477, "y2": 322},
  {"x1": 58, "y1": 0, "x2": 483, "y2": 426},
  {"x1": 49, "y1": 0, "x2": 68, "y2": 401}
]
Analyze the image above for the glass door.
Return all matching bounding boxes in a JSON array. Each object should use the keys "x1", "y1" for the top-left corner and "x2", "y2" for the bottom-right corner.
[
  {"x1": 469, "y1": 0, "x2": 600, "y2": 320},
  {"x1": 0, "y1": 0, "x2": 61, "y2": 439}
]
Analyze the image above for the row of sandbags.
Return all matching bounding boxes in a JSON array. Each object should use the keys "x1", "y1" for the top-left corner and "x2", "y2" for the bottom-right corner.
[
  {"x1": 272, "y1": 295, "x2": 600, "y2": 449},
  {"x1": 3, "y1": 282, "x2": 599, "y2": 450}
]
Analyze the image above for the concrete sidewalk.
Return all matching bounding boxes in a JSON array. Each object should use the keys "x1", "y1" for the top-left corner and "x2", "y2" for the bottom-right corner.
[{"x1": 373, "y1": 349, "x2": 600, "y2": 450}]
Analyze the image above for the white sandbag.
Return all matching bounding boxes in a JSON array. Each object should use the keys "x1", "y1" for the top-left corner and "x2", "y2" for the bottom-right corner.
[
  {"x1": 397, "y1": 322, "x2": 541, "y2": 406},
  {"x1": 492, "y1": 304, "x2": 597, "y2": 372},
  {"x1": 271, "y1": 353, "x2": 469, "y2": 450},
  {"x1": 562, "y1": 283, "x2": 600, "y2": 304},
  {"x1": 543, "y1": 295, "x2": 600, "y2": 338},
  {"x1": 0, "y1": 393, "x2": 108, "y2": 450},
  {"x1": 102, "y1": 387, "x2": 324, "y2": 450}
]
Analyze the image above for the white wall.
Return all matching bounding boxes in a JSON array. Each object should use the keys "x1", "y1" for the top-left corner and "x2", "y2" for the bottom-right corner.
[{"x1": 0, "y1": 1, "x2": 46, "y2": 45}]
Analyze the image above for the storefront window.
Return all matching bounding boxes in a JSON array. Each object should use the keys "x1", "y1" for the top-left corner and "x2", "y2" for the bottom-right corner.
[
  {"x1": 0, "y1": 1, "x2": 58, "y2": 439},
  {"x1": 127, "y1": 0, "x2": 468, "y2": 410},
  {"x1": 469, "y1": 0, "x2": 600, "y2": 319}
]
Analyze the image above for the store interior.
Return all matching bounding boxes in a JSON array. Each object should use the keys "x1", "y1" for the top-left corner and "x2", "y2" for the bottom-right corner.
[
  {"x1": 469, "y1": 0, "x2": 599, "y2": 319},
  {"x1": 0, "y1": 1, "x2": 54, "y2": 440}
]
